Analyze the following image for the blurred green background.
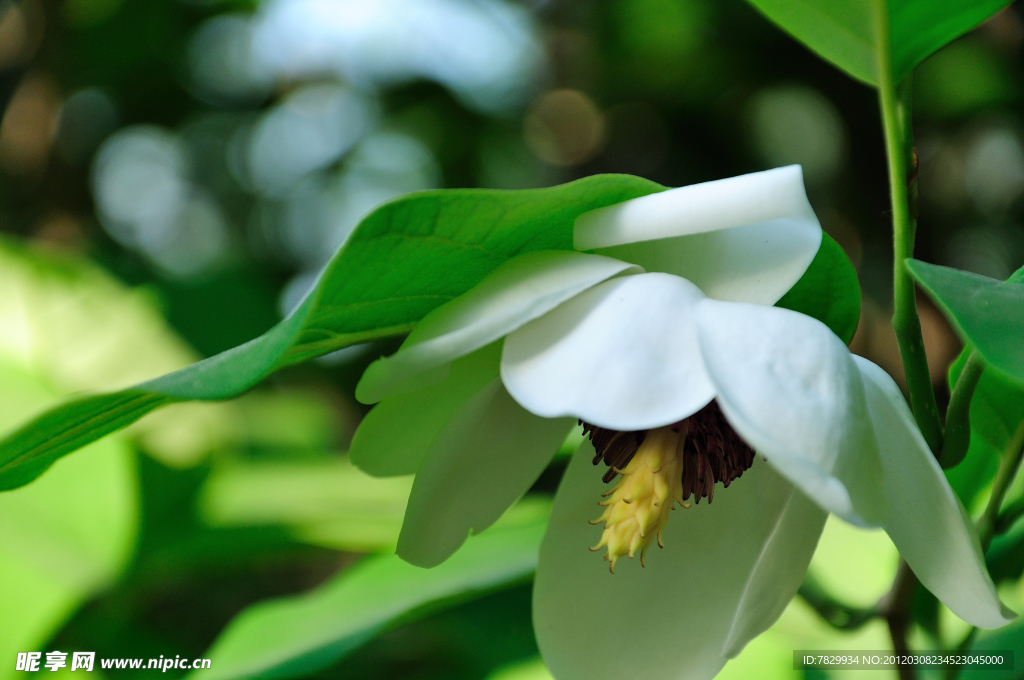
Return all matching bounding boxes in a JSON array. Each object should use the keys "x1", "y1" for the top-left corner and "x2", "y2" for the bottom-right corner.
[{"x1": 1, "y1": 0, "x2": 1024, "y2": 678}]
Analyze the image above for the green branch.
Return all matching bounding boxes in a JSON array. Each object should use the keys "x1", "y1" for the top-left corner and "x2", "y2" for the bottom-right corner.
[{"x1": 875, "y1": 32, "x2": 944, "y2": 455}]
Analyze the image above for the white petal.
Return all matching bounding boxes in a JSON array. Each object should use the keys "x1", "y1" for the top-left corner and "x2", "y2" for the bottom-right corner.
[
  {"x1": 856, "y1": 357, "x2": 1015, "y2": 628},
  {"x1": 501, "y1": 273, "x2": 715, "y2": 431},
  {"x1": 349, "y1": 343, "x2": 500, "y2": 477},
  {"x1": 696, "y1": 300, "x2": 886, "y2": 527},
  {"x1": 534, "y1": 444, "x2": 825, "y2": 680},
  {"x1": 575, "y1": 166, "x2": 821, "y2": 304},
  {"x1": 356, "y1": 251, "x2": 639, "y2": 404},
  {"x1": 592, "y1": 222, "x2": 820, "y2": 305},
  {"x1": 722, "y1": 484, "x2": 827, "y2": 657},
  {"x1": 397, "y1": 378, "x2": 574, "y2": 568}
]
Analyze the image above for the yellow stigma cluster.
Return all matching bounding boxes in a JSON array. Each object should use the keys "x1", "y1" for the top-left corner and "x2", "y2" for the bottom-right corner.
[{"x1": 590, "y1": 425, "x2": 688, "y2": 572}]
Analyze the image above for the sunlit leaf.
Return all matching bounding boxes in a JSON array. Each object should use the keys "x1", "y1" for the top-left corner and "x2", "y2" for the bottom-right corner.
[
  {"x1": 193, "y1": 520, "x2": 546, "y2": 680},
  {"x1": 200, "y1": 456, "x2": 554, "y2": 555},
  {"x1": 0, "y1": 361, "x2": 137, "y2": 678},
  {"x1": 775, "y1": 234, "x2": 861, "y2": 345},
  {"x1": 746, "y1": 0, "x2": 1012, "y2": 85},
  {"x1": 0, "y1": 239, "x2": 236, "y2": 468},
  {"x1": 198, "y1": 458, "x2": 412, "y2": 552},
  {"x1": 909, "y1": 260, "x2": 1024, "y2": 385},
  {"x1": 0, "y1": 175, "x2": 663, "y2": 491}
]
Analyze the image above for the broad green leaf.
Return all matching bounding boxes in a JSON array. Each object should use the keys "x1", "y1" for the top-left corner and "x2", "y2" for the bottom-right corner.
[
  {"x1": 0, "y1": 175, "x2": 663, "y2": 491},
  {"x1": 0, "y1": 360, "x2": 137, "y2": 678},
  {"x1": 746, "y1": 0, "x2": 1012, "y2": 85},
  {"x1": 775, "y1": 234, "x2": 861, "y2": 345},
  {"x1": 909, "y1": 260, "x2": 1024, "y2": 385},
  {"x1": 192, "y1": 520, "x2": 546, "y2": 680}
]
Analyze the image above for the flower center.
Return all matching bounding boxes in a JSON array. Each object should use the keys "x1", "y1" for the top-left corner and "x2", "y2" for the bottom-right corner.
[{"x1": 583, "y1": 401, "x2": 756, "y2": 572}]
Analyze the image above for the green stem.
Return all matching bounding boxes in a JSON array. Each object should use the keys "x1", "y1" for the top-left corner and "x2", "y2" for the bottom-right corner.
[
  {"x1": 874, "y1": 7, "x2": 944, "y2": 455},
  {"x1": 939, "y1": 350, "x2": 985, "y2": 469}
]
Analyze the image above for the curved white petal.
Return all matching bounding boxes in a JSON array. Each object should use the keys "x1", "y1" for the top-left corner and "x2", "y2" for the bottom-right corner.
[
  {"x1": 501, "y1": 273, "x2": 715, "y2": 431},
  {"x1": 356, "y1": 251, "x2": 639, "y2": 404},
  {"x1": 696, "y1": 300, "x2": 885, "y2": 527},
  {"x1": 349, "y1": 343, "x2": 501, "y2": 477},
  {"x1": 722, "y1": 482, "x2": 827, "y2": 657},
  {"x1": 575, "y1": 166, "x2": 821, "y2": 304},
  {"x1": 593, "y1": 221, "x2": 820, "y2": 305},
  {"x1": 397, "y1": 377, "x2": 573, "y2": 568},
  {"x1": 856, "y1": 357, "x2": 1015, "y2": 628},
  {"x1": 534, "y1": 444, "x2": 825, "y2": 680}
]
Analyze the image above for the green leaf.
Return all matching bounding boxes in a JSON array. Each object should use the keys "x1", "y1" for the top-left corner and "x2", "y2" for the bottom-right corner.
[
  {"x1": 746, "y1": 0, "x2": 1012, "y2": 85},
  {"x1": 0, "y1": 360, "x2": 137, "y2": 677},
  {"x1": 192, "y1": 520, "x2": 545, "y2": 680},
  {"x1": 0, "y1": 175, "x2": 663, "y2": 491},
  {"x1": 775, "y1": 233, "x2": 861, "y2": 345},
  {"x1": 908, "y1": 260, "x2": 1024, "y2": 385}
]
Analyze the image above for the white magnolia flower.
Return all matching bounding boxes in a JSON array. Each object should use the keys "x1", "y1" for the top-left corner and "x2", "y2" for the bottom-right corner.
[{"x1": 350, "y1": 166, "x2": 1012, "y2": 680}]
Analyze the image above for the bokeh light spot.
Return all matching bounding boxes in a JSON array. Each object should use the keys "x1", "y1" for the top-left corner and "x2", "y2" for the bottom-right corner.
[{"x1": 523, "y1": 89, "x2": 605, "y2": 167}]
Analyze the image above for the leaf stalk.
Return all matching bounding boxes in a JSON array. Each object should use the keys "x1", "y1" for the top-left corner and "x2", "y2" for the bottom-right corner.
[
  {"x1": 977, "y1": 420, "x2": 1024, "y2": 551},
  {"x1": 939, "y1": 350, "x2": 985, "y2": 469}
]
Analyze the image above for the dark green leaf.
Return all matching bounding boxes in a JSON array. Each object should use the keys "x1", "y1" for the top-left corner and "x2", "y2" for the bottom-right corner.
[
  {"x1": 192, "y1": 521, "x2": 545, "y2": 680},
  {"x1": 746, "y1": 0, "x2": 1012, "y2": 85},
  {"x1": 961, "y1": 613, "x2": 1024, "y2": 679},
  {"x1": 0, "y1": 176, "x2": 663, "y2": 491},
  {"x1": 908, "y1": 260, "x2": 1024, "y2": 384},
  {"x1": 775, "y1": 233, "x2": 862, "y2": 345}
]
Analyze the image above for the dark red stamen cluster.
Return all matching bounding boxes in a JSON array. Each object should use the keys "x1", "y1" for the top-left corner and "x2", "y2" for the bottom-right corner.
[
  {"x1": 679, "y1": 400, "x2": 756, "y2": 503},
  {"x1": 582, "y1": 400, "x2": 756, "y2": 502},
  {"x1": 582, "y1": 424, "x2": 647, "y2": 483}
]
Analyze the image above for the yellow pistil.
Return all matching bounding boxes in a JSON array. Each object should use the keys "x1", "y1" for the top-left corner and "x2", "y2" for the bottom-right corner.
[{"x1": 590, "y1": 424, "x2": 688, "y2": 572}]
